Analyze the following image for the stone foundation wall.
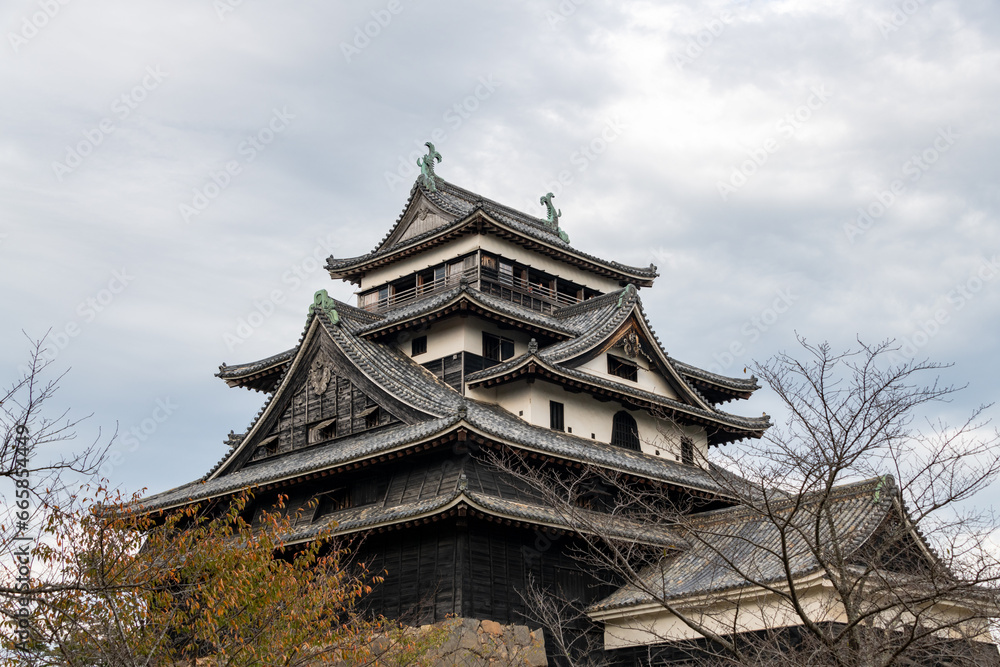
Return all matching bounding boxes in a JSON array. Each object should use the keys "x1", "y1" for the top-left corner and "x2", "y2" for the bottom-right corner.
[{"x1": 418, "y1": 617, "x2": 548, "y2": 666}]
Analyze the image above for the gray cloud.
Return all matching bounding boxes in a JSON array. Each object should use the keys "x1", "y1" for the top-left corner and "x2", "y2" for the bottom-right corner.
[{"x1": 2, "y1": 0, "x2": 997, "y2": 497}]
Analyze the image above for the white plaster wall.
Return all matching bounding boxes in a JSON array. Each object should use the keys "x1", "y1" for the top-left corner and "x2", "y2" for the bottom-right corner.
[
  {"x1": 361, "y1": 235, "x2": 481, "y2": 291},
  {"x1": 359, "y1": 233, "x2": 623, "y2": 293},
  {"x1": 476, "y1": 234, "x2": 621, "y2": 293},
  {"x1": 601, "y1": 584, "x2": 841, "y2": 649},
  {"x1": 393, "y1": 316, "x2": 532, "y2": 362},
  {"x1": 578, "y1": 353, "x2": 679, "y2": 400},
  {"x1": 472, "y1": 378, "x2": 707, "y2": 463},
  {"x1": 599, "y1": 582, "x2": 995, "y2": 649}
]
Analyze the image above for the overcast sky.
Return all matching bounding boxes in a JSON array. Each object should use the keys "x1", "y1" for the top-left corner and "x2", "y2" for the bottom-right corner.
[{"x1": 2, "y1": 0, "x2": 998, "y2": 501}]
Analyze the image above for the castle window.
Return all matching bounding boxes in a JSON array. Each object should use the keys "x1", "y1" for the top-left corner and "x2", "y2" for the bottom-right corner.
[
  {"x1": 257, "y1": 435, "x2": 279, "y2": 458},
  {"x1": 499, "y1": 261, "x2": 514, "y2": 285},
  {"x1": 317, "y1": 487, "x2": 352, "y2": 515},
  {"x1": 360, "y1": 405, "x2": 381, "y2": 429},
  {"x1": 483, "y1": 332, "x2": 514, "y2": 362},
  {"x1": 681, "y1": 437, "x2": 695, "y2": 466},
  {"x1": 308, "y1": 418, "x2": 336, "y2": 445},
  {"x1": 611, "y1": 411, "x2": 640, "y2": 451},
  {"x1": 411, "y1": 336, "x2": 427, "y2": 356},
  {"x1": 550, "y1": 401, "x2": 565, "y2": 432},
  {"x1": 608, "y1": 355, "x2": 638, "y2": 382}
]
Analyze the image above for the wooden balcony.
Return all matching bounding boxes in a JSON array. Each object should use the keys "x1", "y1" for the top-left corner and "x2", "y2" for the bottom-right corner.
[{"x1": 360, "y1": 266, "x2": 583, "y2": 315}]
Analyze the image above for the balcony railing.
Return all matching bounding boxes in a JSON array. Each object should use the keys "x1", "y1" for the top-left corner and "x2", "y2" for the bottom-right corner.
[{"x1": 360, "y1": 266, "x2": 583, "y2": 315}]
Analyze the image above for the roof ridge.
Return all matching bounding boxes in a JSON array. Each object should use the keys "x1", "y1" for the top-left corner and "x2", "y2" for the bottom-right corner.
[
  {"x1": 552, "y1": 287, "x2": 629, "y2": 318},
  {"x1": 435, "y1": 178, "x2": 562, "y2": 238}
]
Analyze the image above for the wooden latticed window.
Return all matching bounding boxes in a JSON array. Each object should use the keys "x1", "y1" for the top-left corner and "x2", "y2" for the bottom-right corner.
[
  {"x1": 362, "y1": 405, "x2": 381, "y2": 429},
  {"x1": 550, "y1": 401, "x2": 565, "y2": 432},
  {"x1": 253, "y1": 435, "x2": 279, "y2": 460},
  {"x1": 308, "y1": 418, "x2": 336, "y2": 445},
  {"x1": 611, "y1": 411, "x2": 640, "y2": 451},
  {"x1": 607, "y1": 355, "x2": 638, "y2": 382},
  {"x1": 483, "y1": 332, "x2": 514, "y2": 362},
  {"x1": 681, "y1": 437, "x2": 695, "y2": 466}
]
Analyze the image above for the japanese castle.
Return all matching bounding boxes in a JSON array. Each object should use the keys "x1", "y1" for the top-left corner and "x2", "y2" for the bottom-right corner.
[{"x1": 140, "y1": 145, "x2": 995, "y2": 664}]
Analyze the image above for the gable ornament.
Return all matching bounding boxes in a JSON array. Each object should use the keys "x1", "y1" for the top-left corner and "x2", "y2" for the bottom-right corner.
[
  {"x1": 615, "y1": 328, "x2": 645, "y2": 360},
  {"x1": 309, "y1": 358, "x2": 332, "y2": 395}
]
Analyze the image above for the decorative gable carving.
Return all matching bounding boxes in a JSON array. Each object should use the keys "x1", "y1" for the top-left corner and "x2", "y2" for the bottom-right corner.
[
  {"x1": 611, "y1": 324, "x2": 652, "y2": 362},
  {"x1": 380, "y1": 192, "x2": 455, "y2": 249}
]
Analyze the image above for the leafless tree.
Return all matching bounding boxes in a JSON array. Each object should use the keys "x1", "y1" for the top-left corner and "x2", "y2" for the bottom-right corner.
[
  {"x1": 1, "y1": 337, "x2": 110, "y2": 655},
  {"x1": 490, "y1": 338, "x2": 1000, "y2": 666}
]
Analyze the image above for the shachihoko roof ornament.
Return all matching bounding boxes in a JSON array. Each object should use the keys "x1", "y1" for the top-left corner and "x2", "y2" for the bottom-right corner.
[
  {"x1": 540, "y1": 192, "x2": 570, "y2": 244},
  {"x1": 417, "y1": 141, "x2": 442, "y2": 191},
  {"x1": 309, "y1": 289, "x2": 340, "y2": 324}
]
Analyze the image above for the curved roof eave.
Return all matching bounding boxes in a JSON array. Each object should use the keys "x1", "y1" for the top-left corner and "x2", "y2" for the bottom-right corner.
[{"x1": 326, "y1": 207, "x2": 658, "y2": 286}]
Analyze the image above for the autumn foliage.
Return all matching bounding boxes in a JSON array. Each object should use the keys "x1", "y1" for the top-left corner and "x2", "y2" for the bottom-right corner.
[{"x1": 11, "y1": 488, "x2": 441, "y2": 666}]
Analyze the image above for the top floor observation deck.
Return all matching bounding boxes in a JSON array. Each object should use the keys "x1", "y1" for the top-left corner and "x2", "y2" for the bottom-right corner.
[{"x1": 358, "y1": 249, "x2": 605, "y2": 315}]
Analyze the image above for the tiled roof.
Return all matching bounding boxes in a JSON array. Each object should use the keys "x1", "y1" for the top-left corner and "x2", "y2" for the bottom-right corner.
[
  {"x1": 462, "y1": 402, "x2": 731, "y2": 495},
  {"x1": 281, "y1": 488, "x2": 687, "y2": 549},
  {"x1": 465, "y1": 355, "x2": 770, "y2": 436},
  {"x1": 590, "y1": 476, "x2": 897, "y2": 612},
  {"x1": 138, "y1": 416, "x2": 461, "y2": 512},
  {"x1": 668, "y1": 358, "x2": 760, "y2": 394},
  {"x1": 217, "y1": 348, "x2": 295, "y2": 380},
  {"x1": 325, "y1": 178, "x2": 658, "y2": 282}
]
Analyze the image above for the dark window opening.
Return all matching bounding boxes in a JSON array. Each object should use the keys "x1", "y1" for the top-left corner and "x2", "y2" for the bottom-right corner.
[
  {"x1": 608, "y1": 355, "x2": 638, "y2": 382},
  {"x1": 255, "y1": 435, "x2": 278, "y2": 459},
  {"x1": 483, "y1": 332, "x2": 515, "y2": 362},
  {"x1": 681, "y1": 437, "x2": 695, "y2": 466},
  {"x1": 317, "y1": 488, "x2": 352, "y2": 515},
  {"x1": 411, "y1": 335, "x2": 427, "y2": 356},
  {"x1": 307, "y1": 418, "x2": 336, "y2": 445},
  {"x1": 550, "y1": 401, "x2": 565, "y2": 432},
  {"x1": 352, "y1": 477, "x2": 386, "y2": 507},
  {"x1": 611, "y1": 411, "x2": 640, "y2": 451},
  {"x1": 364, "y1": 406, "x2": 381, "y2": 429}
]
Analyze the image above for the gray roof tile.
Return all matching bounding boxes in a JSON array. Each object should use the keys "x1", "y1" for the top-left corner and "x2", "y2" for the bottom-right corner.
[{"x1": 590, "y1": 476, "x2": 897, "y2": 611}]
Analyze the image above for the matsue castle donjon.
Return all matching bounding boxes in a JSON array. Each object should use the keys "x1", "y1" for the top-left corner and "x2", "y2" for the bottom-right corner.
[{"x1": 141, "y1": 144, "x2": 996, "y2": 664}]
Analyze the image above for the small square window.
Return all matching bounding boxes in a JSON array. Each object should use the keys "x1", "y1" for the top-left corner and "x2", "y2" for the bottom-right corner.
[
  {"x1": 550, "y1": 401, "x2": 565, "y2": 432},
  {"x1": 608, "y1": 355, "x2": 638, "y2": 382},
  {"x1": 411, "y1": 336, "x2": 427, "y2": 356}
]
